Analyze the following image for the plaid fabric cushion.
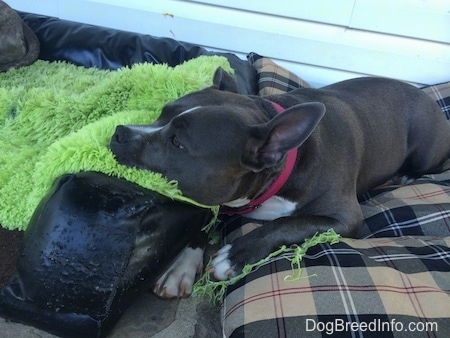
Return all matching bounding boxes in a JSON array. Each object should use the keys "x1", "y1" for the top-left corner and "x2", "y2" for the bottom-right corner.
[
  {"x1": 222, "y1": 236, "x2": 450, "y2": 337},
  {"x1": 247, "y1": 52, "x2": 312, "y2": 95},
  {"x1": 221, "y1": 55, "x2": 450, "y2": 337},
  {"x1": 359, "y1": 169, "x2": 450, "y2": 238},
  {"x1": 421, "y1": 82, "x2": 450, "y2": 119}
]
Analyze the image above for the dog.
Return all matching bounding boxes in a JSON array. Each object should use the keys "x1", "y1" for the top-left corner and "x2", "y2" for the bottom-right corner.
[{"x1": 110, "y1": 67, "x2": 450, "y2": 297}]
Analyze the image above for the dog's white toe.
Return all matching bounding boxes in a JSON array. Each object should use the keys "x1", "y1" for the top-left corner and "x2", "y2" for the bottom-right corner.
[
  {"x1": 216, "y1": 243, "x2": 232, "y2": 256},
  {"x1": 152, "y1": 246, "x2": 204, "y2": 298},
  {"x1": 211, "y1": 244, "x2": 234, "y2": 280}
]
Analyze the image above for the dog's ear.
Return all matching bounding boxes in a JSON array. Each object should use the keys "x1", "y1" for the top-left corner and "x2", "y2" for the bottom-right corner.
[
  {"x1": 241, "y1": 102, "x2": 325, "y2": 172},
  {"x1": 212, "y1": 67, "x2": 239, "y2": 93}
]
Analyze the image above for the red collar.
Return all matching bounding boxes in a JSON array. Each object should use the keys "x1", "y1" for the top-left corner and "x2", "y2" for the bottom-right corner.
[{"x1": 219, "y1": 101, "x2": 298, "y2": 215}]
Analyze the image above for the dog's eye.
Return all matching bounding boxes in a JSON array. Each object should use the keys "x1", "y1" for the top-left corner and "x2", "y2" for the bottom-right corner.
[{"x1": 170, "y1": 136, "x2": 185, "y2": 149}]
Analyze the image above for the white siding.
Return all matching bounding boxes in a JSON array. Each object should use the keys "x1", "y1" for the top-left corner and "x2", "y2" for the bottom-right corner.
[{"x1": 5, "y1": 0, "x2": 450, "y2": 87}]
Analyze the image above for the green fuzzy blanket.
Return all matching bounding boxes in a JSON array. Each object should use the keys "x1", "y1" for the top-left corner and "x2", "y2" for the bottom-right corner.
[{"x1": 0, "y1": 56, "x2": 231, "y2": 230}]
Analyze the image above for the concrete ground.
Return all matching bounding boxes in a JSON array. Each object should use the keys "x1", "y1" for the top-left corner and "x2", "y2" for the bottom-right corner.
[{"x1": 0, "y1": 293, "x2": 223, "y2": 338}]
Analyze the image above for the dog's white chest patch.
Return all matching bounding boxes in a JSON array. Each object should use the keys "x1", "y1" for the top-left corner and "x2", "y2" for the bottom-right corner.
[{"x1": 248, "y1": 195, "x2": 297, "y2": 221}]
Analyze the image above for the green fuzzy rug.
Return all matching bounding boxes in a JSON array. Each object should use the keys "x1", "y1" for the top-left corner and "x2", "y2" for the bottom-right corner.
[{"x1": 0, "y1": 56, "x2": 231, "y2": 230}]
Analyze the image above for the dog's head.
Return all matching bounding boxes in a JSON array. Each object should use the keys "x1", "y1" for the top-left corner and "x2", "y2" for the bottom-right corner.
[{"x1": 110, "y1": 68, "x2": 325, "y2": 205}]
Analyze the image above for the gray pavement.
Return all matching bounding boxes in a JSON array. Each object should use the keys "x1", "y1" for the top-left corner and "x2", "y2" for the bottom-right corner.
[{"x1": 0, "y1": 293, "x2": 222, "y2": 338}]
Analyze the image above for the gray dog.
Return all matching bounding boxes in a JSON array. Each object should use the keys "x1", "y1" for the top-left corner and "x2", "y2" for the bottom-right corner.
[{"x1": 111, "y1": 68, "x2": 450, "y2": 297}]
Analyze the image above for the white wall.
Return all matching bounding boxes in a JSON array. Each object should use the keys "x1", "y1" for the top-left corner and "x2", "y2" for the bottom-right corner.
[{"x1": 6, "y1": 0, "x2": 450, "y2": 87}]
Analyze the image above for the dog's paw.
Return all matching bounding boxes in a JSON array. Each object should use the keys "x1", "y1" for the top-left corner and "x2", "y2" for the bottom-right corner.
[
  {"x1": 152, "y1": 246, "x2": 204, "y2": 298},
  {"x1": 211, "y1": 235, "x2": 268, "y2": 280},
  {"x1": 210, "y1": 244, "x2": 236, "y2": 280}
]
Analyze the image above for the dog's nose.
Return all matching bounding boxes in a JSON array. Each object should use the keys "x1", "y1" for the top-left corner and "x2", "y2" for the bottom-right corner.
[{"x1": 112, "y1": 125, "x2": 130, "y2": 144}]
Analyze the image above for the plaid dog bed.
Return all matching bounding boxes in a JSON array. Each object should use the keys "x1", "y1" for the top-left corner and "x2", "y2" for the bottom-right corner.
[
  {"x1": 221, "y1": 53, "x2": 450, "y2": 337},
  {"x1": 222, "y1": 236, "x2": 450, "y2": 337}
]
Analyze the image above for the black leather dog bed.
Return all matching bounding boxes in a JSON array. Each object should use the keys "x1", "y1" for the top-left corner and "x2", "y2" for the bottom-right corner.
[{"x1": 0, "y1": 172, "x2": 213, "y2": 338}]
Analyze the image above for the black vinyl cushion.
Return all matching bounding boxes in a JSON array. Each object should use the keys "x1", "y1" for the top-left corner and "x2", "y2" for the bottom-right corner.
[
  {"x1": 19, "y1": 12, "x2": 257, "y2": 95},
  {"x1": 0, "y1": 172, "x2": 213, "y2": 338}
]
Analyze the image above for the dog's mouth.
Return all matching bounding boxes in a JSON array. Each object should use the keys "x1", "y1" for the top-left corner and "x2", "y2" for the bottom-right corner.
[{"x1": 109, "y1": 140, "x2": 142, "y2": 171}]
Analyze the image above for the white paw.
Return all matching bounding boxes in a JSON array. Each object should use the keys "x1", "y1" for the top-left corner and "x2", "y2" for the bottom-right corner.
[
  {"x1": 153, "y1": 247, "x2": 204, "y2": 298},
  {"x1": 211, "y1": 244, "x2": 235, "y2": 280}
]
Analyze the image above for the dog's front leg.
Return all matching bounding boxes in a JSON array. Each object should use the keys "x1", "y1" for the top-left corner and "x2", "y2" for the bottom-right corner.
[{"x1": 212, "y1": 215, "x2": 356, "y2": 280}]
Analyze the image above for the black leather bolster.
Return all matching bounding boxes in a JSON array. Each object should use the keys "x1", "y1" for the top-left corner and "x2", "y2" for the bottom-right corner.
[
  {"x1": 19, "y1": 12, "x2": 257, "y2": 94},
  {"x1": 0, "y1": 172, "x2": 213, "y2": 338}
]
